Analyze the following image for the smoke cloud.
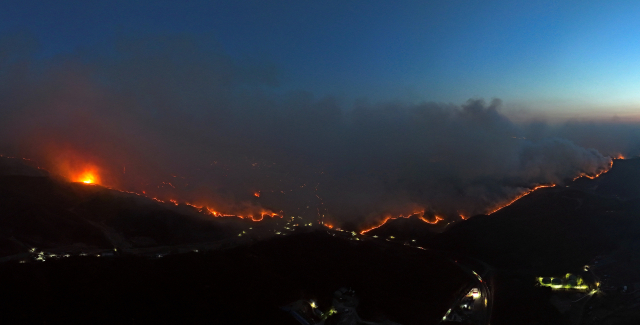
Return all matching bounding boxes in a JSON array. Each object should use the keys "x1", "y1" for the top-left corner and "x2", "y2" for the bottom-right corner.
[{"x1": 0, "y1": 34, "x2": 636, "y2": 227}]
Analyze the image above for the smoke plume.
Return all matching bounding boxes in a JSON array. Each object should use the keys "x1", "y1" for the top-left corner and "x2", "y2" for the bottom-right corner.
[{"x1": 0, "y1": 34, "x2": 635, "y2": 227}]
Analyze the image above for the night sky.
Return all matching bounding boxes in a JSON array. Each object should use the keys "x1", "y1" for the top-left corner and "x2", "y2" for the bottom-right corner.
[{"x1": 1, "y1": 1, "x2": 639, "y2": 227}]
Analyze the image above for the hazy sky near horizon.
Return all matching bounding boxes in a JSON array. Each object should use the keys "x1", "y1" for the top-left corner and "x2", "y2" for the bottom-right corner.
[{"x1": 2, "y1": 0, "x2": 640, "y2": 119}]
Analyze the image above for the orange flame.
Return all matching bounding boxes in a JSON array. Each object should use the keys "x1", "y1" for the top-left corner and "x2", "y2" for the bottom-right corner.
[
  {"x1": 488, "y1": 157, "x2": 615, "y2": 215},
  {"x1": 200, "y1": 207, "x2": 280, "y2": 222},
  {"x1": 359, "y1": 210, "x2": 442, "y2": 235},
  {"x1": 77, "y1": 170, "x2": 99, "y2": 184},
  {"x1": 487, "y1": 184, "x2": 556, "y2": 215},
  {"x1": 572, "y1": 158, "x2": 614, "y2": 181},
  {"x1": 359, "y1": 216, "x2": 396, "y2": 234},
  {"x1": 6, "y1": 155, "x2": 285, "y2": 224},
  {"x1": 419, "y1": 215, "x2": 444, "y2": 224}
]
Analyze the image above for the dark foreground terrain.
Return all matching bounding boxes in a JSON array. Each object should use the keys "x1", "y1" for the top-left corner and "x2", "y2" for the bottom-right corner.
[
  {"x1": 371, "y1": 158, "x2": 640, "y2": 324},
  {"x1": 0, "y1": 232, "x2": 471, "y2": 324}
]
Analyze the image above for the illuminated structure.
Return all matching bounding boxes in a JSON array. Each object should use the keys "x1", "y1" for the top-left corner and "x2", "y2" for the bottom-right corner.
[{"x1": 538, "y1": 273, "x2": 590, "y2": 291}]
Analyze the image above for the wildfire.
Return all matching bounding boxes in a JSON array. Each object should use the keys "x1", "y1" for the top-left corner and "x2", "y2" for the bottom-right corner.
[
  {"x1": 487, "y1": 156, "x2": 616, "y2": 215},
  {"x1": 572, "y1": 158, "x2": 614, "y2": 181},
  {"x1": 201, "y1": 207, "x2": 280, "y2": 222},
  {"x1": 65, "y1": 161, "x2": 280, "y2": 222},
  {"x1": 359, "y1": 210, "x2": 442, "y2": 235},
  {"x1": 418, "y1": 215, "x2": 444, "y2": 224},
  {"x1": 0, "y1": 156, "x2": 317, "y2": 228},
  {"x1": 15, "y1": 150, "x2": 618, "y2": 233},
  {"x1": 77, "y1": 170, "x2": 98, "y2": 184},
  {"x1": 359, "y1": 216, "x2": 395, "y2": 234},
  {"x1": 487, "y1": 184, "x2": 556, "y2": 215},
  {"x1": 54, "y1": 155, "x2": 282, "y2": 222}
]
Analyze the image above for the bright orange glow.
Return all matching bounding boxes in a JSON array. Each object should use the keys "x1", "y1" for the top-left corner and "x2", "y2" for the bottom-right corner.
[
  {"x1": 77, "y1": 170, "x2": 99, "y2": 184},
  {"x1": 359, "y1": 216, "x2": 394, "y2": 234},
  {"x1": 487, "y1": 184, "x2": 556, "y2": 215},
  {"x1": 200, "y1": 207, "x2": 280, "y2": 222},
  {"x1": 487, "y1": 159, "x2": 614, "y2": 216},
  {"x1": 572, "y1": 158, "x2": 614, "y2": 181},
  {"x1": 419, "y1": 215, "x2": 444, "y2": 224},
  {"x1": 9, "y1": 155, "x2": 285, "y2": 224},
  {"x1": 21, "y1": 152, "x2": 617, "y2": 231},
  {"x1": 360, "y1": 210, "x2": 442, "y2": 235}
]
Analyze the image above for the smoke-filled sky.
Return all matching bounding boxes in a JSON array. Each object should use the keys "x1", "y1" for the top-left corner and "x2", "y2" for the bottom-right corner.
[{"x1": 1, "y1": 1, "x2": 640, "y2": 227}]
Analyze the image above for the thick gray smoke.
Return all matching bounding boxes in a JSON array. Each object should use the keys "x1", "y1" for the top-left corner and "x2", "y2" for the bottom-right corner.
[{"x1": 0, "y1": 34, "x2": 634, "y2": 227}]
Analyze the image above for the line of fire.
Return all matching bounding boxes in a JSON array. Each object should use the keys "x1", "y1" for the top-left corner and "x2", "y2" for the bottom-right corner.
[{"x1": 1, "y1": 152, "x2": 619, "y2": 233}]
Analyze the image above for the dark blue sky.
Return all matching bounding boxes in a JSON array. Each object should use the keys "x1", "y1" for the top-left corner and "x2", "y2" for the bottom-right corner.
[{"x1": 2, "y1": 0, "x2": 640, "y2": 119}]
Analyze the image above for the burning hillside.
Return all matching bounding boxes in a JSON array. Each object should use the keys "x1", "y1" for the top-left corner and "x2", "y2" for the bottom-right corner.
[{"x1": 1, "y1": 130, "x2": 617, "y2": 233}]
